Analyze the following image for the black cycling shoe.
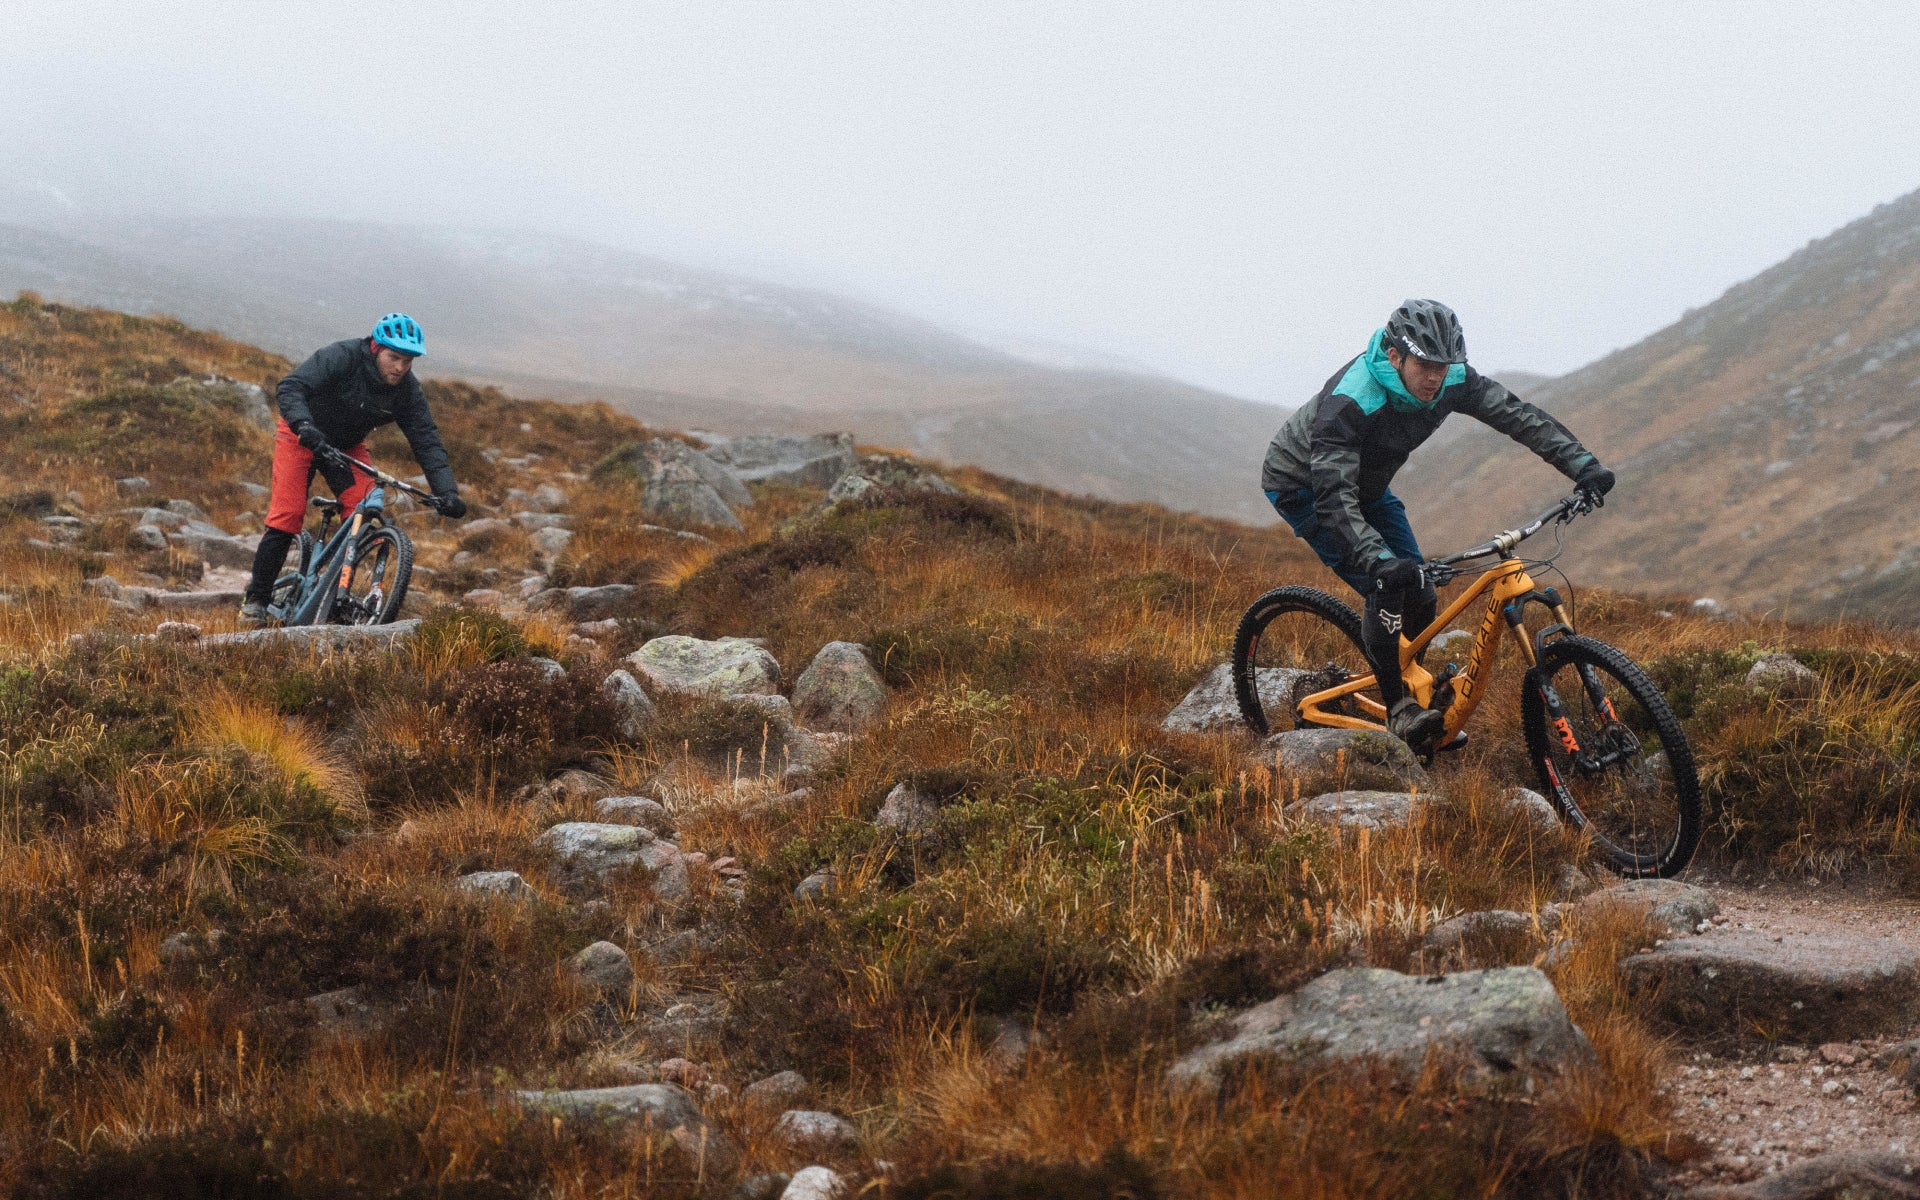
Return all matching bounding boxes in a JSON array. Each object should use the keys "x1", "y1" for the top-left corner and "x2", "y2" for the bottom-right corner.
[
  {"x1": 1387, "y1": 698, "x2": 1446, "y2": 750},
  {"x1": 237, "y1": 600, "x2": 272, "y2": 627}
]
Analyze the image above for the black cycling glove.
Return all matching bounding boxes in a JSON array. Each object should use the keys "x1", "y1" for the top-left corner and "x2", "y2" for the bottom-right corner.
[
  {"x1": 434, "y1": 493, "x2": 468, "y2": 519},
  {"x1": 1369, "y1": 554, "x2": 1424, "y2": 593},
  {"x1": 1574, "y1": 461, "x2": 1616, "y2": 498},
  {"x1": 293, "y1": 420, "x2": 329, "y2": 452}
]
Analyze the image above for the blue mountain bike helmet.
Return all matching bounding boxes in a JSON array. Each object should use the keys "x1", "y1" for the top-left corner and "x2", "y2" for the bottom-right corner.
[{"x1": 371, "y1": 312, "x2": 426, "y2": 357}]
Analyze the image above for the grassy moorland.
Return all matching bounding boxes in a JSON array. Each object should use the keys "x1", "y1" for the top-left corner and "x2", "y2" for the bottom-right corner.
[{"x1": 1, "y1": 295, "x2": 1918, "y2": 1198}]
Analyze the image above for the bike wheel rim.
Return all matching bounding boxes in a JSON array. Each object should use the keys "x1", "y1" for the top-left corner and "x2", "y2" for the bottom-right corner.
[{"x1": 1536, "y1": 663, "x2": 1683, "y2": 871}]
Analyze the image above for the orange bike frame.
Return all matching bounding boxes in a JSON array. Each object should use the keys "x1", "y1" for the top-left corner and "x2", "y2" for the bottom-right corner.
[{"x1": 1296, "y1": 558, "x2": 1573, "y2": 739}]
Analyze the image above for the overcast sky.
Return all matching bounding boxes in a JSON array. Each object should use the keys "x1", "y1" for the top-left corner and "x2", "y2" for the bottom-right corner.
[{"x1": 5, "y1": 1, "x2": 1920, "y2": 402}]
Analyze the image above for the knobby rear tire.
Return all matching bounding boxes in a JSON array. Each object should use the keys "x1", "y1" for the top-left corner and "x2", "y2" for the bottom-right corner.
[
  {"x1": 1520, "y1": 634, "x2": 1702, "y2": 878},
  {"x1": 317, "y1": 524, "x2": 413, "y2": 626},
  {"x1": 1230, "y1": 586, "x2": 1368, "y2": 735}
]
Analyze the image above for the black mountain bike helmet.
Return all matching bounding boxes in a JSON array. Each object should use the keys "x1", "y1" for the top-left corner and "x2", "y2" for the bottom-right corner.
[{"x1": 1385, "y1": 298, "x2": 1468, "y2": 364}]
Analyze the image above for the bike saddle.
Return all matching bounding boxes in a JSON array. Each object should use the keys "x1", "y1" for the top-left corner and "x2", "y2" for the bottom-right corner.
[{"x1": 310, "y1": 497, "x2": 345, "y2": 515}]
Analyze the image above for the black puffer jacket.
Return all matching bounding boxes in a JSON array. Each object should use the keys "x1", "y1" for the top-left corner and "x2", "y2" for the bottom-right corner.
[
  {"x1": 276, "y1": 338, "x2": 457, "y2": 496},
  {"x1": 1261, "y1": 357, "x2": 1595, "y2": 576}
]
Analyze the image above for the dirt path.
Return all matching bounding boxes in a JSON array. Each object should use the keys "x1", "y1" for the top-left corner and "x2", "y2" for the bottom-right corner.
[{"x1": 1651, "y1": 874, "x2": 1920, "y2": 1188}]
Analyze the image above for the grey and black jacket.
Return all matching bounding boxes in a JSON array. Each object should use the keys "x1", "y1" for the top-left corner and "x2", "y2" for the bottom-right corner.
[
  {"x1": 277, "y1": 338, "x2": 457, "y2": 497},
  {"x1": 1261, "y1": 333, "x2": 1596, "y2": 577}
]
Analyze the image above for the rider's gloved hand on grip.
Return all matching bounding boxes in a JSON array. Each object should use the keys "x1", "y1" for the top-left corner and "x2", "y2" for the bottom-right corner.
[
  {"x1": 1574, "y1": 461, "x2": 1616, "y2": 499},
  {"x1": 1369, "y1": 554, "x2": 1424, "y2": 593},
  {"x1": 433, "y1": 493, "x2": 468, "y2": 519},
  {"x1": 293, "y1": 420, "x2": 329, "y2": 453}
]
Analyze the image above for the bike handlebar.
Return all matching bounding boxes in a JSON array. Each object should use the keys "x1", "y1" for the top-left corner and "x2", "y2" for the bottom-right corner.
[
  {"x1": 316, "y1": 446, "x2": 451, "y2": 513},
  {"x1": 1424, "y1": 489, "x2": 1601, "y2": 580}
]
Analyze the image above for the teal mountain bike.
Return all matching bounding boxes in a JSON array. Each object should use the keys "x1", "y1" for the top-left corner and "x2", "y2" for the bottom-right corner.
[{"x1": 269, "y1": 448, "x2": 450, "y2": 626}]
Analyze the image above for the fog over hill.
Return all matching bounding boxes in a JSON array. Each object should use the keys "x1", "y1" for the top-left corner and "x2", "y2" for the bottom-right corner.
[
  {"x1": 0, "y1": 215, "x2": 1287, "y2": 524},
  {"x1": 1400, "y1": 184, "x2": 1920, "y2": 621}
]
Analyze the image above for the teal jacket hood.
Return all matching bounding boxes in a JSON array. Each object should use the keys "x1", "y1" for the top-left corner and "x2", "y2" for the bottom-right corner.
[{"x1": 1332, "y1": 327, "x2": 1467, "y2": 414}]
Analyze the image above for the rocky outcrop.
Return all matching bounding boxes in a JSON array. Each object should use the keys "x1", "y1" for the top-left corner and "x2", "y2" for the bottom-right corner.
[
  {"x1": 1622, "y1": 927, "x2": 1920, "y2": 1042},
  {"x1": 703, "y1": 433, "x2": 856, "y2": 489},
  {"x1": 513, "y1": 1084, "x2": 729, "y2": 1166},
  {"x1": 1577, "y1": 879, "x2": 1719, "y2": 937},
  {"x1": 531, "y1": 583, "x2": 638, "y2": 621},
  {"x1": 1163, "y1": 663, "x2": 1305, "y2": 734},
  {"x1": 167, "y1": 519, "x2": 259, "y2": 568},
  {"x1": 1292, "y1": 790, "x2": 1419, "y2": 832},
  {"x1": 600, "y1": 669, "x2": 655, "y2": 738},
  {"x1": 791, "y1": 641, "x2": 886, "y2": 733},
  {"x1": 593, "y1": 795, "x2": 674, "y2": 834},
  {"x1": 534, "y1": 821, "x2": 689, "y2": 900},
  {"x1": 627, "y1": 635, "x2": 782, "y2": 698},
  {"x1": 1249, "y1": 728, "x2": 1428, "y2": 795},
  {"x1": 609, "y1": 438, "x2": 751, "y2": 530},
  {"x1": 1746, "y1": 653, "x2": 1821, "y2": 697},
  {"x1": 1170, "y1": 966, "x2": 1592, "y2": 1089},
  {"x1": 197, "y1": 619, "x2": 422, "y2": 651},
  {"x1": 824, "y1": 453, "x2": 957, "y2": 506}
]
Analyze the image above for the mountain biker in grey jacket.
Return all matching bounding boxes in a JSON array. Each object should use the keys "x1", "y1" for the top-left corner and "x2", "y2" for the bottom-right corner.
[{"x1": 1260, "y1": 299, "x2": 1615, "y2": 749}]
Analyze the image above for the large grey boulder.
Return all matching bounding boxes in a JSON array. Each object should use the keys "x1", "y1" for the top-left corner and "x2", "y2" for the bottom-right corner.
[
  {"x1": 457, "y1": 870, "x2": 534, "y2": 901},
  {"x1": 1169, "y1": 966, "x2": 1592, "y2": 1089},
  {"x1": 1621, "y1": 927, "x2": 1920, "y2": 1042},
  {"x1": 704, "y1": 433, "x2": 856, "y2": 489},
  {"x1": 534, "y1": 821, "x2": 689, "y2": 900},
  {"x1": 628, "y1": 635, "x2": 782, "y2": 697},
  {"x1": 619, "y1": 438, "x2": 750, "y2": 530},
  {"x1": 198, "y1": 620, "x2": 422, "y2": 651},
  {"x1": 791, "y1": 641, "x2": 886, "y2": 733},
  {"x1": 1575, "y1": 879, "x2": 1719, "y2": 937},
  {"x1": 1292, "y1": 790, "x2": 1419, "y2": 832},
  {"x1": 824, "y1": 453, "x2": 957, "y2": 505},
  {"x1": 569, "y1": 941, "x2": 636, "y2": 993},
  {"x1": 1250, "y1": 727, "x2": 1428, "y2": 795},
  {"x1": 772, "y1": 1110, "x2": 859, "y2": 1157},
  {"x1": 1422, "y1": 911, "x2": 1542, "y2": 970},
  {"x1": 875, "y1": 783, "x2": 939, "y2": 836},
  {"x1": 1681, "y1": 1151, "x2": 1920, "y2": 1199},
  {"x1": 168, "y1": 520, "x2": 258, "y2": 568},
  {"x1": 742, "y1": 1070, "x2": 811, "y2": 1115},
  {"x1": 513, "y1": 1084, "x2": 728, "y2": 1165},
  {"x1": 532, "y1": 583, "x2": 637, "y2": 621},
  {"x1": 600, "y1": 669, "x2": 655, "y2": 739},
  {"x1": 1163, "y1": 663, "x2": 1306, "y2": 734},
  {"x1": 1746, "y1": 652, "x2": 1820, "y2": 697},
  {"x1": 780, "y1": 1167, "x2": 847, "y2": 1200},
  {"x1": 593, "y1": 795, "x2": 674, "y2": 834}
]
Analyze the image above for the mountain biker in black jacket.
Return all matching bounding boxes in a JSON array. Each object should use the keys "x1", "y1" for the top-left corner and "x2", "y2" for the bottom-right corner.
[
  {"x1": 1260, "y1": 299, "x2": 1615, "y2": 749},
  {"x1": 239, "y1": 313, "x2": 467, "y2": 623}
]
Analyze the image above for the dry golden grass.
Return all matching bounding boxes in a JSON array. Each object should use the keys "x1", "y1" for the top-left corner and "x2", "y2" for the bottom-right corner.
[{"x1": 3, "y1": 298, "x2": 1918, "y2": 1196}]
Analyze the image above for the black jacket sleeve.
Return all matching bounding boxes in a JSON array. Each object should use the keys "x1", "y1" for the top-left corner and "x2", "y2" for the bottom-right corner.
[
  {"x1": 1309, "y1": 395, "x2": 1390, "y2": 575},
  {"x1": 1454, "y1": 372, "x2": 1598, "y2": 479},
  {"x1": 275, "y1": 340, "x2": 356, "y2": 430},
  {"x1": 392, "y1": 379, "x2": 458, "y2": 496}
]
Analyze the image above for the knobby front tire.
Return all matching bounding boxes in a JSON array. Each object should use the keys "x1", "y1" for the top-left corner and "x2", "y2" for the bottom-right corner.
[
  {"x1": 1520, "y1": 634, "x2": 1702, "y2": 878},
  {"x1": 1230, "y1": 585, "x2": 1371, "y2": 735},
  {"x1": 316, "y1": 524, "x2": 414, "y2": 626}
]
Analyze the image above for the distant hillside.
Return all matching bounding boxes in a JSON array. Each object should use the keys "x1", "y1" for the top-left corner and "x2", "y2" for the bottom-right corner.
[
  {"x1": 0, "y1": 216, "x2": 1286, "y2": 524},
  {"x1": 1398, "y1": 185, "x2": 1920, "y2": 620}
]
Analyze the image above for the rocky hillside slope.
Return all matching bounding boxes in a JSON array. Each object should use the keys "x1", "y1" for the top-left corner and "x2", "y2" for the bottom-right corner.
[
  {"x1": 2, "y1": 300, "x2": 1917, "y2": 1198},
  {"x1": 1399, "y1": 186, "x2": 1920, "y2": 621},
  {"x1": 0, "y1": 216, "x2": 1287, "y2": 524}
]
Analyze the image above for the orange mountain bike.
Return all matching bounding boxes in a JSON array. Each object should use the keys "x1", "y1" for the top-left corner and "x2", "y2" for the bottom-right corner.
[{"x1": 1231, "y1": 491, "x2": 1701, "y2": 878}]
